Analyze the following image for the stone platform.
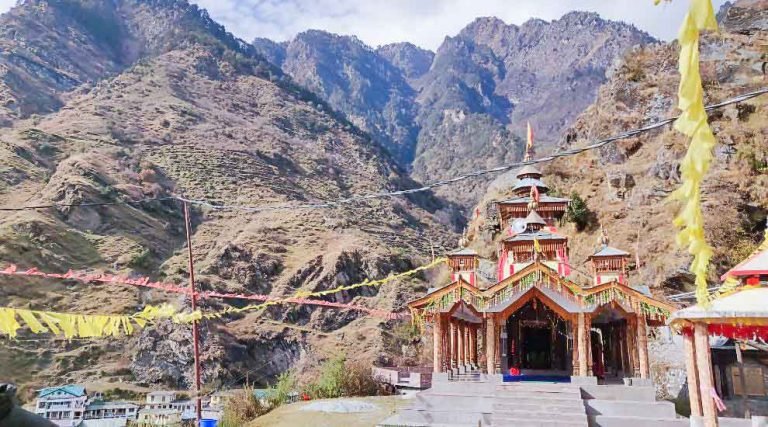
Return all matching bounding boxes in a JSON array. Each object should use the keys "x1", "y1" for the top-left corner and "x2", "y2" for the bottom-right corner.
[{"x1": 377, "y1": 373, "x2": 759, "y2": 427}]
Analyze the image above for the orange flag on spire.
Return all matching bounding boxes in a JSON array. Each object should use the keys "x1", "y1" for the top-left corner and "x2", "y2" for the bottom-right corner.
[{"x1": 526, "y1": 121, "x2": 534, "y2": 151}]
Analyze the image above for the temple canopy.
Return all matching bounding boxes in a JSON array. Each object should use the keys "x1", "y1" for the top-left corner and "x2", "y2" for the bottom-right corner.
[{"x1": 721, "y1": 244, "x2": 768, "y2": 279}]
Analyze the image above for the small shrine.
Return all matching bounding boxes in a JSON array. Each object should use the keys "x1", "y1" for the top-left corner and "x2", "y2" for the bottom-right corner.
[
  {"x1": 408, "y1": 144, "x2": 675, "y2": 383},
  {"x1": 669, "y1": 230, "x2": 768, "y2": 427}
]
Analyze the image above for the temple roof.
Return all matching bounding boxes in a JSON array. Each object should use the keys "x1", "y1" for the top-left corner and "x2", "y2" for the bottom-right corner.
[
  {"x1": 588, "y1": 245, "x2": 630, "y2": 258},
  {"x1": 448, "y1": 247, "x2": 479, "y2": 256},
  {"x1": 485, "y1": 282, "x2": 584, "y2": 314},
  {"x1": 504, "y1": 229, "x2": 567, "y2": 242},
  {"x1": 525, "y1": 210, "x2": 546, "y2": 227},
  {"x1": 668, "y1": 287, "x2": 768, "y2": 328},
  {"x1": 516, "y1": 165, "x2": 542, "y2": 178},
  {"x1": 498, "y1": 195, "x2": 570, "y2": 205},
  {"x1": 512, "y1": 177, "x2": 549, "y2": 192},
  {"x1": 722, "y1": 246, "x2": 768, "y2": 279}
]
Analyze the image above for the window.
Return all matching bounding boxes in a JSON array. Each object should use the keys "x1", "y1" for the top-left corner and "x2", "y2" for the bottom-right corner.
[{"x1": 732, "y1": 366, "x2": 767, "y2": 396}]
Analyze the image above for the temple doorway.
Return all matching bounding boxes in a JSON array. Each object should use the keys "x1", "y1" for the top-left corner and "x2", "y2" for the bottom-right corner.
[
  {"x1": 591, "y1": 303, "x2": 633, "y2": 382},
  {"x1": 505, "y1": 298, "x2": 570, "y2": 374}
]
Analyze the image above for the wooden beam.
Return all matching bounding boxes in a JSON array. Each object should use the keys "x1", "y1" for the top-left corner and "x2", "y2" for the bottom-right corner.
[
  {"x1": 735, "y1": 342, "x2": 750, "y2": 419},
  {"x1": 694, "y1": 322, "x2": 718, "y2": 427},
  {"x1": 684, "y1": 331, "x2": 703, "y2": 417}
]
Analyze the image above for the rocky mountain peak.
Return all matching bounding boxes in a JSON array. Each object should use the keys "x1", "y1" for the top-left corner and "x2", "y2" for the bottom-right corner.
[{"x1": 375, "y1": 42, "x2": 434, "y2": 81}]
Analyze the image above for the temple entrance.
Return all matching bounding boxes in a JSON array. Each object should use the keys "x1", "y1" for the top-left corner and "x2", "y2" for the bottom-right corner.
[
  {"x1": 504, "y1": 298, "x2": 570, "y2": 374},
  {"x1": 591, "y1": 304, "x2": 634, "y2": 382},
  {"x1": 522, "y1": 327, "x2": 551, "y2": 369}
]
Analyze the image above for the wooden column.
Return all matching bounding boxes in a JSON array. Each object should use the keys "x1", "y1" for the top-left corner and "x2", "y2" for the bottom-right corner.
[
  {"x1": 570, "y1": 318, "x2": 579, "y2": 376},
  {"x1": 469, "y1": 325, "x2": 477, "y2": 366},
  {"x1": 628, "y1": 319, "x2": 639, "y2": 377},
  {"x1": 637, "y1": 315, "x2": 650, "y2": 379},
  {"x1": 586, "y1": 315, "x2": 593, "y2": 376},
  {"x1": 433, "y1": 316, "x2": 443, "y2": 373},
  {"x1": 486, "y1": 316, "x2": 496, "y2": 374},
  {"x1": 578, "y1": 312, "x2": 589, "y2": 376},
  {"x1": 458, "y1": 321, "x2": 466, "y2": 367},
  {"x1": 694, "y1": 322, "x2": 718, "y2": 427},
  {"x1": 450, "y1": 320, "x2": 458, "y2": 369},
  {"x1": 684, "y1": 330, "x2": 703, "y2": 417},
  {"x1": 465, "y1": 324, "x2": 472, "y2": 366}
]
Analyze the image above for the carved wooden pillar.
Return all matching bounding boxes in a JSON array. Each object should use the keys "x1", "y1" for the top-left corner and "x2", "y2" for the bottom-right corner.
[
  {"x1": 694, "y1": 322, "x2": 718, "y2": 427},
  {"x1": 458, "y1": 321, "x2": 466, "y2": 367},
  {"x1": 486, "y1": 315, "x2": 496, "y2": 374},
  {"x1": 578, "y1": 312, "x2": 588, "y2": 376},
  {"x1": 637, "y1": 315, "x2": 650, "y2": 379},
  {"x1": 684, "y1": 330, "x2": 703, "y2": 417},
  {"x1": 469, "y1": 324, "x2": 477, "y2": 366},
  {"x1": 586, "y1": 315, "x2": 593, "y2": 376},
  {"x1": 433, "y1": 316, "x2": 443, "y2": 373},
  {"x1": 570, "y1": 316, "x2": 579, "y2": 376},
  {"x1": 450, "y1": 320, "x2": 458, "y2": 369}
]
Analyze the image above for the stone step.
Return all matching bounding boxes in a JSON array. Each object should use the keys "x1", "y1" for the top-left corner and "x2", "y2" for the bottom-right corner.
[
  {"x1": 494, "y1": 401, "x2": 585, "y2": 413},
  {"x1": 584, "y1": 399, "x2": 677, "y2": 418},
  {"x1": 492, "y1": 416, "x2": 588, "y2": 427},
  {"x1": 493, "y1": 395, "x2": 584, "y2": 407},
  {"x1": 587, "y1": 415, "x2": 687, "y2": 427},
  {"x1": 493, "y1": 409, "x2": 588, "y2": 423}
]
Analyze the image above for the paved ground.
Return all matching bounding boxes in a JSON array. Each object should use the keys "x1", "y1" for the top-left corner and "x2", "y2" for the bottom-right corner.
[{"x1": 249, "y1": 395, "x2": 413, "y2": 427}]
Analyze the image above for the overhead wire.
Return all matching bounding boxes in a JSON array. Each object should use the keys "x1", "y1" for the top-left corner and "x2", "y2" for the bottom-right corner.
[{"x1": 0, "y1": 87, "x2": 765, "y2": 214}]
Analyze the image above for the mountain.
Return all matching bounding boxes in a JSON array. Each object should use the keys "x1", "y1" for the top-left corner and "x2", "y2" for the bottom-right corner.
[
  {"x1": 376, "y1": 42, "x2": 434, "y2": 82},
  {"x1": 253, "y1": 13, "x2": 655, "y2": 209},
  {"x1": 252, "y1": 31, "x2": 421, "y2": 165},
  {"x1": 468, "y1": 0, "x2": 767, "y2": 297},
  {"x1": 0, "y1": 0, "x2": 457, "y2": 390}
]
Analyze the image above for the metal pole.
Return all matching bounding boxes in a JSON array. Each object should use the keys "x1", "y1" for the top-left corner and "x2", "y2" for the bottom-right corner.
[{"x1": 184, "y1": 201, "x2": 203, "y2": 424}]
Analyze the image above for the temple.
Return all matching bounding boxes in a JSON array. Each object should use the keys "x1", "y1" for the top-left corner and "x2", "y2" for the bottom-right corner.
[{"x1": 408, "y1": 157, "x2": 675, "y2": 383}]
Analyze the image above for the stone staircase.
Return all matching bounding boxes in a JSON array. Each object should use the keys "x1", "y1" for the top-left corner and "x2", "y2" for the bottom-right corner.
[
  {"x1": 377, "y1": 377, "x2": 693, "y2": 427},
  {"x1": 492, "y1": 383, "x2": 588, "y2": 427}
]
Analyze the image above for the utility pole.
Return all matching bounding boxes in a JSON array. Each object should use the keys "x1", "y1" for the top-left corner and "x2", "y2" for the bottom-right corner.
[{"x1": 183, "y1": 201, "x2": 203, "y2": 424}]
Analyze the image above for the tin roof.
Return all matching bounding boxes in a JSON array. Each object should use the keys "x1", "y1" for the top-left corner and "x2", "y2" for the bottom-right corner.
[
  {"x1": 504, "y1": 230, "x2": 567, "y2": 242},
  {"x1": 722, "y1": 247, "x2": 768, "y2": 279},
  {"x1": 669, "y1": 287, "x2": 768, "y2": 328},
  {"x1": 38, "y1": 385, "x2": 86, "y2": 398},
  {"x1": 516, "y1": 165, "x2": 542, "y2": 178},
  {"x1": 525, "y1": 210, "x2": 546, "y2": 226},
  {"x1": 512, "y1": 178, "x2": 549, "y2": 192},
  {"x1": 498, "y1": 195, "x2": 570, "y2": 204},
  {"x1": 448, "y1": 247, "x2": 478, "y2": 256},
  {"x1": 589, "y1": 245, "x2": 630, "y2": 258}
]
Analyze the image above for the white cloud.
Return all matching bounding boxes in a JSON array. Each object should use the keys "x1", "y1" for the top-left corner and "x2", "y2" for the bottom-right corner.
[{"x1": 191, "y1": 0, "x2": 730, "y2": 50}]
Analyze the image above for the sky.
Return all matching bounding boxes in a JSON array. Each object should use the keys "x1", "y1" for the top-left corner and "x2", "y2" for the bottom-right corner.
[
  {"x1": 190, "y1": 0, "x2": 730, "y2": 50},
  {"x1": 0, "y1": 0, "x2": 729, "y2": 51}
]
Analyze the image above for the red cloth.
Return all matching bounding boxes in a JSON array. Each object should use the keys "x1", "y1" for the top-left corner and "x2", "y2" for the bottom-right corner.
[{"x1": 508, "y1": 367, "x2": 520, "y2": 376}]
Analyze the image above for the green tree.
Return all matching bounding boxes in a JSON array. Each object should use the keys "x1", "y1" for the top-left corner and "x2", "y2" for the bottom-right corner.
[{"x1": 567, "y1": 192, "x2": 591, "y2": 231}]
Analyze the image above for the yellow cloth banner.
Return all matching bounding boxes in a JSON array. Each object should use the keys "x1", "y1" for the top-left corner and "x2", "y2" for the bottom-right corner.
[
  {"x1": 665, "y1": 0, "x2": 718, "y2": 305},
  {"x1": 0, "y1": 257, "x2": 447, "y2": 338},
  {"x1": 0, "y1": 304, "x2": 178, "y2": 339}
]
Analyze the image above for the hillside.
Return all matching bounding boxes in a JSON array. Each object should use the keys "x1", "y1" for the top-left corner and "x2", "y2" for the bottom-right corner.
[
  {"x1": 252, "y1": 13, "x2": 655, "y2": 209},
  {"x1": 0, "y1": 0, "x2": 456, "y2": 391},
  {"x1": 468, "y1": 0, "x2": 767, "y2": 296}
]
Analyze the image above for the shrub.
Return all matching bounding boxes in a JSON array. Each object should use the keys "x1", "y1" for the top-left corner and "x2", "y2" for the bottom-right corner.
[
  {"x1": 219, "y1": 385, "x2": 267, "y2": 427},
  {"x1": 268, "y1": 371, "x2": 297, "y2": 408},
  {"x1": 303, "y1": 356, "x2": 387, "y2": 399},
  {"x1": 566, "y1": 192, "x2": 592, "y2": 231}
]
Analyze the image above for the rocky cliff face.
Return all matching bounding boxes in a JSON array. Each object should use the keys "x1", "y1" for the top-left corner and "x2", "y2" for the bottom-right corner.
[
  {"x1": 0, "y1": 0, "x2": 455, "y2": 390},
  {"x1": 469, "y1": 0, "x2": 767, "y2": 297},
  {"x1": 253, "y1": 13, "x2": 654, "y2": 209}
]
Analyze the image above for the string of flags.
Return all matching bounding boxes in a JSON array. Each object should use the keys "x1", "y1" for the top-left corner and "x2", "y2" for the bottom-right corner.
[
  {"x1": 660, "y1": 0, "x2": 719, "y2": 306},
  {"x1": 0, "y1": 257, "x2": 447, "y2": 338}
]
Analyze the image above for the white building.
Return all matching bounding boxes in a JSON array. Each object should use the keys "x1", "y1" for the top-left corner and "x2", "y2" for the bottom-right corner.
[
  {"x1": 83, "y1": 400, "x2": 139, "y2": 423},
  {"x1": 34, "y1": 385, "x2": 88, "y2": 427}
]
